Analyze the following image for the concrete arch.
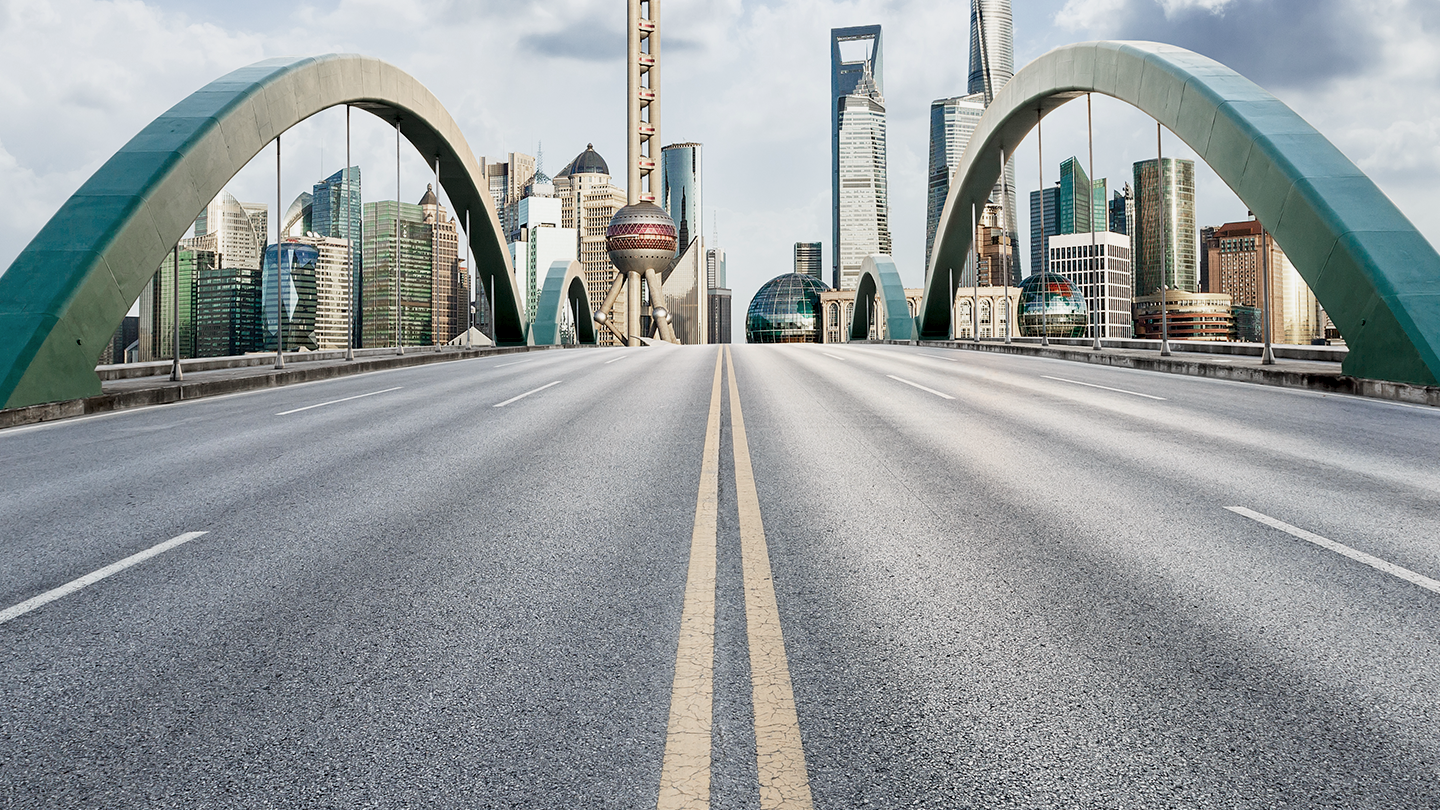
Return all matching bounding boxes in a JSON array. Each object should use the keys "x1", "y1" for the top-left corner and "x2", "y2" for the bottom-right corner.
[
  {"x1": 530, "y1": 260, "x2": 596, "y2": 346},
  {"x1": 921, "y1": 41, "x2": 1440, "y2": 386},
  {"x1": 0, "y1": 54, "x2": 525, "y2": 409},
  {"x1": 849, "y1": 255, "x2": 914, "y2": 342}
]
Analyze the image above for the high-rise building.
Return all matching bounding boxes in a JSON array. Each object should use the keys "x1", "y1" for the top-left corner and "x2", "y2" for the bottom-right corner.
[
  {"x1": 361, "y1": 200, "x2": 433, "y2": 347},
  {"x1": 312, "y1": 167, "x2": 362, "y2": 241},
  {"x1": 706, "y1": 244, "x2": 730, "y2": 344},
  {"x1": 1029, "y1": 186, "x2": 1058, "y2": 273},
  {"x1": 98, "y1": 315, "x2": 139, "y2": 365},
  {"x1": 1109, "y1": 187, "x2": 1130, "y2": 235},
  {"x1": 137, "y1": 246, "x2": 204, "y2": 361},
  {"x1": 662, "y1": 143, "x2": 702, "y2": 252},
  {"x1": 481, "y1": 153, "x2": 537, "y2": 243},
  {"x1": 1132, "y1": 157, "x2": 1198, "y2": 296},
  {"x1": 286, "y1": 234, "x2": 353, "y2": 349},
  {"x1": 419, "y1": 184, "x2": 468, "y2": 344},
  {"x1": 508, "y1": 170, "x2": 577, "y2": 328},
  {"x1": 926, "y1": 94, "x2": 985, "y2": 270},
  {"x1": 555, "y1": 144, "x2": 629, "y2": 345},
  {"x1": 1204, "y1": 218, "x2": 1325, "y2": 344},
  {"x1": 793, "y1": 242, "x2": 821, "y2": 279},
  {"x1": 1057, "y1": 157, "x2": 1103, "y2": 236},
  {"x1": 1048, "y1": 231, "x2": 1133, "y2": 338},
  {"x1": 282, "y1": 192, "x2": 313, "y2": 239},
  {"x1": 195, "y1": 263, "x2": 262, "y2": 357},
  {"x1": 968, "y1": 0, "x2": 1014, "y2": 100},
  {"x1": 262, "y1": 243, "x2": 319, "y2": 351},
  {"x1": 832, "y1": 25, "x2": 891, "y2": 290},
  {"x1": 707, "y1": 247, "x2": 727, "y2": 290},
  {"x1": 971, "y1": 202, "x2": 1015, "y2": 287},
  {"x1": 193, "y1": 191, "x2": 267, "y2": 272}
]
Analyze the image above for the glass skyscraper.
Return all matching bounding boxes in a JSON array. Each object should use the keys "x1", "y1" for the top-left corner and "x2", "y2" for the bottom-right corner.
[
  {"x1": 1132, "y1": 157, "x2": 1198, "y2": 296},
  {"x1": 361, "y1": 201, "x2": 433, "y2": 347},
  {"x1": 195, "y1": 262, "x2": 262, "y2": 357},
  {"x1": 926, "y1": 95, "x2": 985, "y2": 271},
  {"x1": 661, "y1": 143, "x2": 702, "y2": 251},
  {"x1": 262, "y1": 243, "x2": 319, "y2": 352},
  {"x1": 831, "y1": 25, "x2": 890, "y2": 290}
]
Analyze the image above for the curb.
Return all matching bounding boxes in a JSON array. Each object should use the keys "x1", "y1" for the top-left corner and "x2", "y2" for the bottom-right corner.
[
  {"x1": 894, "y1": 340, "x2": 1440, "y2": 408},
  {"x1": 0, "y1": 344, "x2": 583, "y2": 430}
]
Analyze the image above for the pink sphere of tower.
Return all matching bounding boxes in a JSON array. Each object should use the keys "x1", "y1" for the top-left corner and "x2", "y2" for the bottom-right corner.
[{"x1": 606, "y1": 202, "x2": 679, "y2": 276}]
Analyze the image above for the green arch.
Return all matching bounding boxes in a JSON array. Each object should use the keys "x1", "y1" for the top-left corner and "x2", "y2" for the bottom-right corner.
[
  {"x1": 530, "y1": 260, "x2": 597, "y2": 346},
  {"x1": 921, "y1": 41, "x2": 1440, "y2": 386},
  {"x1": 850, "y1": 255, "x2": 914, "y2": 341},
  {"x1": 0, "y1": 54, "x2": 526, "y2": 409}
]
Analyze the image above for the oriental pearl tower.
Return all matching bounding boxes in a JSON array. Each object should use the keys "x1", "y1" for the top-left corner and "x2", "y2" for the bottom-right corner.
[{"x1": 593, "y1": 0, "x2": 681, "y2": 346}]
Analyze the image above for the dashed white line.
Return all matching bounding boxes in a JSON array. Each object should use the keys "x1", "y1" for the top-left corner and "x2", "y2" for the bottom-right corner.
[
  {"x1": 1225, "y1": 506, "x2": 1440, "y2": 595},
  {"x1": 886, "y1": 375, "x2": 955, "y2": 400},
  {"x1": 821, "y1": 353, "x2": 847, "y2": 361},
  {"x1": 604, "y1": 354, "x2": 631, "y2": 364},
  {"x1": 0, "y1": 531, "x2": 209, "y2": 625},
  {"x1": 919, "y1": 353, "x2": 959, "y2": 362},
  {"x1": 493, "y1": 380, "x2": 563, "y2": 408},
  {"x1": 277, "y1": 386, "x2": 403, "y2": 415},
  {"x1": 496, "y1": 359, "x2": 535, "y2": 368},
  {"x1": 1040, "y1": 375, "x2": 1166, "y2": 401}
]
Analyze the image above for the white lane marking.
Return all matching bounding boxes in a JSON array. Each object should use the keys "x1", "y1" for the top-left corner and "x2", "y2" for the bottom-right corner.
[
  {"x1": 276, "y1": 386, "x2": 403, "y2": 415},
  {"x1": 1040, "y1": 375, "x2": 1167, "y2": 401},
  {"x1": 886, "y1": 375, "x2": 955, "y2": 400},
  {"x1": 821, "y1": 353, "x2": 847, "y2": 361},
  {"x1": 604, "y1": 354, "x2": 631, "y2": 364},
  {"x1": 919, "y1": 353, "x2": 959, "y2": 362},
  {"x1": 1225, "y1": 506, "x2": 1440, "y2": 595},
  {"x1": 0, "y1": 532, "x2": 209, "y2": 625},
  {"x1": 496, "y1": 359, "x2": 534, "y2": 368},
  {"x1": 493, "y1": 380, "x2": 562, "y2": 408}
]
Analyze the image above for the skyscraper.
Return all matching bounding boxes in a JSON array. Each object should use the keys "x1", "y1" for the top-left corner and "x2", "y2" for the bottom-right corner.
[
  {"x1": 361, "y1": 200, "x2": 433, "y2": 347},
  {"x1": 419, "y1": 184, "x2": 468, "y2": 344},
  {"x1": 1205, "y1": 218, "x2": 1324, "y2": 344},
  {"x1": 832, "y1": 25, "x2": 891, "y2": 290},
  {"x1": 481, "y1": 153, "x2": 537, "y2": 244},
  {"x1": 661, "y1": 143, "x2": 702, "y2": 252},
  {"x1": 967, "y1": 0, "x2": 1020, "y2": 274},
  {"x1": 793, "y1": 242, "x2": 822, "y2": 279},
  {"x1": 926, "y1": 94, "x2": 985, "y2": 270},
  {"x1": 312, "y1": 167, "x2": 362, "y2": 241},
  {"x1": 554, "y1": 144, "x2": 628, "y2": 345},
  {"x1": 1029, "y1": 186, "x2": 1058, "y2": 273},
  {"x1": 1132, "y1": 157, "x2": 1198, "y2": 295},
  {"x1": 262, "y1": 242, "x2": 319, "y2": 352},
  {"x1": 137, "y1": 246, "x2": 203, "y2": 362},
  {"x1": 508, "y1": 169, "x2": 577, "y2": 327}
]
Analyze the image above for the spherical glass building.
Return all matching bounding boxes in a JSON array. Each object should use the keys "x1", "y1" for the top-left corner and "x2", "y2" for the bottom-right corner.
[
  {"x1": 745, "y1": 273, "x2": 831, "y2": 343},
  {"x1": 1017, "y1": 272, "x2": 1088, "y2": 338}
]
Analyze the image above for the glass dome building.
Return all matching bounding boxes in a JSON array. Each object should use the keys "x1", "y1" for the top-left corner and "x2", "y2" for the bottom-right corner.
[
  {"x1": 745, "y1": 273, "x2": 831, "y2": 343},
  {"x1": 1017, "y1": 271, "x2": 1088, "y2": 338}
]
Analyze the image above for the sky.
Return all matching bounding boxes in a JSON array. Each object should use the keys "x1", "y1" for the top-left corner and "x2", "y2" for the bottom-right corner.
[{"x1": 1, "y1": 0, "x2": 1437, "y2": 342}]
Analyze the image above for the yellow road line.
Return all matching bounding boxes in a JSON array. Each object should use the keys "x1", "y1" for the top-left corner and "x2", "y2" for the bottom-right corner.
[
  {"x1": 724, "y1": 345, "x2": 815, "y2": 810},
  {"x1": 656, "y1": 348, "x2": 724, "y2": 810}
]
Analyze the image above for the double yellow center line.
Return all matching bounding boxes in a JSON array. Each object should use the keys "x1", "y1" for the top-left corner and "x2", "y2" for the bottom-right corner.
[{"x1": 657, "y1": 347, "x2": 814, "y2": 810}]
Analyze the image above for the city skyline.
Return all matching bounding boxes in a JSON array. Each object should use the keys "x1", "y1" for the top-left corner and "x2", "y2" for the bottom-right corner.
[{"x1": 1, "y1": 1, "x2": 1437, "y2": 345}]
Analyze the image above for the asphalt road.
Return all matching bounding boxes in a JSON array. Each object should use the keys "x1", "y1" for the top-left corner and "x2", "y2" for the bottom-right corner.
[{"x1": 2, "y1": 342, "x2": 1438, "y2": 808}]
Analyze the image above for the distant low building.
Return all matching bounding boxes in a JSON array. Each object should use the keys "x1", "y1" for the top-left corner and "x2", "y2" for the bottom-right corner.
[
  {"x1": 819, "y1": 286, "x2": 923, "y2": 343},
  {"x1": 1133, "y1": 289, "x2": 1234, "y2": 341},
  {"x1": 952, "y1": 286, "x2": 1021, "y2": 340}
]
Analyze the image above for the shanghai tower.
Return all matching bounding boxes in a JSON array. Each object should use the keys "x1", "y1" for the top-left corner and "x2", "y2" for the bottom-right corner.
[{"x1": 968, "y1": 0, "x2": 1021, "y2": 275}]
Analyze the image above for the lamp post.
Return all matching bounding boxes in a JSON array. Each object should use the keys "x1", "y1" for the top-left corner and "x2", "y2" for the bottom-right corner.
[
  {"x1": 1261, "y1": 224, "x2": 1276, "y2": 364},
  {"x1": 1158, "y1": 123, "x2": 1172, "y2": 357},
  {"x1": 1001, "y1": 145, "x2": 1011, "y2": 344},
  {"x1": 395, "y1": 119, "x2": 403, "y2": 356},
  {"x1": 170, "y1": 245, "x2": 183, "y2": 382},
  {"x1": 275, "y1": 135, "x2": 285, "y2": 370},
  {"x1": 345, "y1": 105, "x2": 355, "y2": 362},
  {"x1": 1038, "y1": 108, "x2": 1048, "y2": 347},
  {"x1": 1089, "y1": 93, "x2": 1103, "y2": 351}
]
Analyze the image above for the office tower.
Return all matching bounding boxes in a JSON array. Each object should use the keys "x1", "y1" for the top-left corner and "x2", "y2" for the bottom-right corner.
[
  {"x1": 662, "y1": 143, "x2": 701, "y2": 251},
  {"x1": 193, "y1": 191, "x2": 267, "y2": 272},
  {"x1": 1205, "y1": 218, "x2": 1324, "y2": 344},
  {"x1": 194, "y1": 263, "x2": 262, "y2": 357},
  {"x1": 137, "y1": 246, "x2": 205, "y2": 361},
  {"x1": 312, "y1": 167, "x2": 362, "y2": 240},
  {"x1": 1058, "y1": 157, "x2": 1093, "y2": 235},
  {"x1": 1029, "y1": 186, "x2": 1058, "y2": 273},
  {"x1": 1133, "y1": 157, "x2": 1197, "y2": 295},
  {"x1": 1048, "y1": 231, "x2": 1133, "y2": 338},
  {"x1": 508, "y1": 169, "x2": 577, "y2": 326},
  {"x1": 418, "y1": 185, "x2": 468, "y2": 344},
  {"x1": 706, "y1": 242, "x2": 730, "y2": 344},
  {"x1": 968, "y1": 0, "x2": 1020, "y2": 273},
  {"x1": 262, "y1": 242, "x2": 319, "y2": 351},
  {"x1": 1109, "y1": 186, "x2": 1130, "y2": 235},
  {"x1": 286, "y1": 234, "x2": 353, "y2": 349},
  {"x1": 481, "y1": 153, "x2": 537, "y2": 243},
  {"x1": 554, "y1": 144, "x2": 629, "y2": 345},
  {"x1": 793, "y1": 242, "x2": 822, "y2": 279},
  {"x1": 926, "y1": 94, "x2": 986, "y2": 270},
  {"x1": 972, "y1": 202, "x2": 1014, "y2": 287},
  {"x1": 282, "y1": 192, "x2": 313, "y2": 238},
  {"x1": 361, "y1": 200, "x2": 433, "y2": 347},
  {"x1": 832, "y1": 25, "x2": 891, "y2": 290},
  {"x1": 708, "y1": 247, "x2": 727, "y2": 289},
  {"x1": 97, "y1": 315, "x2": 139, "y2": 365}
]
